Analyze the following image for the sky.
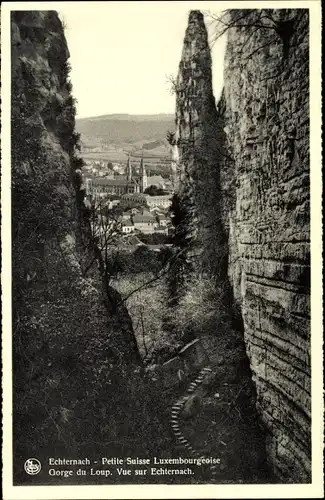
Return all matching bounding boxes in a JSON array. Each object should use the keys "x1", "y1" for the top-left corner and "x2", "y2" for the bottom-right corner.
[{"x1": 58, "y1": 1, "x2": 227, "y2": 118}]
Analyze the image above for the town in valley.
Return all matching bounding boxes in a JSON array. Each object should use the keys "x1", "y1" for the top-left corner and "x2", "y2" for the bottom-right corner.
[{"x1": 80, "y1": 151, "x2": 175, "y2": 252}]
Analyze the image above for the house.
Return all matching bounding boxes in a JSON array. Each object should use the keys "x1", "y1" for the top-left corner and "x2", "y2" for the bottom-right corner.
[
  {"x1": 146, "y1": 195, "x2": 172, "y2": 209},
  {"x1": 149, "y1": 205, "x2": 160, "y2": 213},
  {"x1": 121, "y1": 211, "x2": 132, "y2": 221},
  {"x1": 154, "y1": 225, "x2": 168, "y2": 235},
  {"x1": 121, "y1": 234, "x2": 144, "y2": 247},
  {"x1": 157, "y1": 213, "x2": 169, "y2": 227},
  {"x1": 138, "y1": 208, "x2": 152, "y2": 217},
  {"x1": 133, "y1": 213, "x2": 157, "y2": 234},
  {"x1": 122, "y1": 221, "x2": 135, "y2": 234}
]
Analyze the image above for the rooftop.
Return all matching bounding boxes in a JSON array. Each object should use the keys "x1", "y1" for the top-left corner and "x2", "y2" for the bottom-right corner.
[
  {"x1": 91, "y1": 178, "x2": 138, "y2": 186},
  {"x1": 147, "y1": 194, "x2": 172, "y2": 200},
  {"x1": 121, "y1": 193, "x2": 148, "y2": 199},
  {"x1": 146, "y1": 175, "x2": 165, "y2": 185},
  {"x1": 133, "y1": 214, "x2": 156, "y2": 223},
  {"x1": 121, "y1": 234, "x2": 144, "y2": 246}
]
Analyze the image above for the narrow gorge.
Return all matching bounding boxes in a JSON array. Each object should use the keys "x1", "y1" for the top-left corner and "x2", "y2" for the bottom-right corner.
[{"x1": 10, "y1": 7, "x2": 311, "y2": 486}]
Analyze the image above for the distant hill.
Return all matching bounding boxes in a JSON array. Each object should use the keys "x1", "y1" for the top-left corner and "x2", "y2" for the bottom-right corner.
[
  {"x1": 76, "y1": 113, "x2": 175, "y2": 147},
  {"x1": 78, "y1": 113, "x2": 174, "y2": 122}
]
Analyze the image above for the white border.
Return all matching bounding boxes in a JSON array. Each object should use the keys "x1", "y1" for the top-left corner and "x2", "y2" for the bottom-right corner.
[{"x1": 1, "y1": 1, "x2": 323, "y2": 499}]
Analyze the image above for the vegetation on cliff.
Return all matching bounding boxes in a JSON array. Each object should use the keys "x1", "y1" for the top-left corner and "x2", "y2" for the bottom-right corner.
[{"x1": 11, "y1": 11, "x2": 171, "y2": 484}]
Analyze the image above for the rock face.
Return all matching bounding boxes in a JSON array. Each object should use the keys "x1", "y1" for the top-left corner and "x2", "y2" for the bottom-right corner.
[
  {"x1": 174, "y1": 10, "x2": 228, "y2": 279},
  {"x1": 174, "y1": 9, "x2": 310, "y2": 482},
  {"x1": 11, "y1": 11, "x2": 143, "y2": 481},
  {"x1": 174, "y1": 10, "x2": 270, "y2": 482},
  {"x1": 221, "y1": 9, "x2": 310, "y2": 482}
]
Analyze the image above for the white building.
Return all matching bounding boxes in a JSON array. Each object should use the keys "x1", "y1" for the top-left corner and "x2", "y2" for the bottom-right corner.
[
  {"x1": 157, "y1": 213, "x2": 169, "y2": 227},
  {"x1": 154, "y1": 226, "x2": 168, "y2": 235},
  {"x1": 146, "y1": 195, "x2": 172, "y2": 209},
  {"x1": 122, "y1": 221, "x2": 135, "y2": 234}
]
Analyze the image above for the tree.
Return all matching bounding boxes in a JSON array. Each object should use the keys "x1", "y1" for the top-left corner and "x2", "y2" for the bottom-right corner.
[
  {"x1": 78, "y1": 196, "x2": 123, "y2": 279},
  {"x1": 138, "y1": 233, "x2": 170, "y2": 245},
  {"x1": 166, "y1": 131, "x2": 176, "y2": 146},
  {"x1": 144, "y1": 185, "x2": 166, "y2": 196},
  {"x1": 166, "y1": 193, "x2": 193, "y2": 309}
]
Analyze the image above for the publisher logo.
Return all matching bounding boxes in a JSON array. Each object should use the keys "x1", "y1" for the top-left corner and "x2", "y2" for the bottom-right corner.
[{"x1": 24, "y1": 458, "x2": 41, "y2": 475}]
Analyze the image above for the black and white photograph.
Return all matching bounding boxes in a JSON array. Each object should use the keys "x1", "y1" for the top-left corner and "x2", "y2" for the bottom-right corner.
[{"x1": 1, "y1": 1, "x2": 323, "y2": 498}]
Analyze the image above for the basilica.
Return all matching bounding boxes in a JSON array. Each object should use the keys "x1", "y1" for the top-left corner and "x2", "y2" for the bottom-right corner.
[
  {"x1": 125, "y1": 155, "x2": 148, "y2": 194},
  {"x1": 88, "y1": 156, "x2": 148, "y2": 197}
]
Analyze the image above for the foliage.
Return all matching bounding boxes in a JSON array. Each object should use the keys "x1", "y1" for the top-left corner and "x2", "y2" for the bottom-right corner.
[
  {"x1": 165, "y1": 73, "x2": 179, "y2": 96},
  {"x1": 138, "y1": 232, "x2": 171, "y2": 245},
  {"x1": 113, "y1": 272, "x2": 181, "y2": 363},
  {"x1": 173, "y1": 274, "x2": 230, "y2": 339},
  {"x1": 166, "y1": 130, "x2": 176, "y2": 146},
  {"x1": 14, "y1": 241, "x2": 175, "y2": 471},
  {"x1": 166, "y1": 192, "x2": 194, "y2": 308}
]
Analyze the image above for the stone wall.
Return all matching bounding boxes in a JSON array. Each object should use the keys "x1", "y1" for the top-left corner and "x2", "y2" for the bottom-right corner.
[{"x1": 221, "y1": 9, "x2": 310, "y2": 482}]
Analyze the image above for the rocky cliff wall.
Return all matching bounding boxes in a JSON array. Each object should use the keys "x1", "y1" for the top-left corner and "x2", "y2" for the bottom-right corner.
[
  {"x1": 173, "y1": 11, "x2": 270, "y2": 482},
  {"x1": 11, "y1": 11, "x2": 145, "y2": 481},
  {"x1": 174, "y1": 10, "x2": 229, "y2": 279},
  {"x1": 221, "y1": 9, "x2": 310, "y2": 482},
  {"x1": 174, "y1": 9, "x2": 310, "y2": 483}
]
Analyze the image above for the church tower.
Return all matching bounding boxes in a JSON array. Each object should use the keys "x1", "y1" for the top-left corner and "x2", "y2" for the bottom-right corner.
[
  {"x1": 126, "y1": 155, "x2": 132, "y2": 181},
  {"x1": 139, "y1": 156, "x2": 147, "y2": 193}
]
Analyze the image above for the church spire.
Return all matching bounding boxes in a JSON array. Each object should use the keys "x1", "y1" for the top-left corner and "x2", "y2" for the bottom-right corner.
[
  {"x1": 139, "y1": 152, "x2": 147, "y2": 193},
  {"x1": 126, "y1": 155, "x2": 132, "y2": 181}
]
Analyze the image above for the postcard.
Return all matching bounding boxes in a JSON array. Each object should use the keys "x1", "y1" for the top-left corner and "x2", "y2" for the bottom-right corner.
[{"x1": 1, "y1": 1, "x2": 323, "y2": 498}]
